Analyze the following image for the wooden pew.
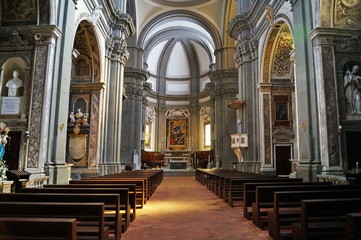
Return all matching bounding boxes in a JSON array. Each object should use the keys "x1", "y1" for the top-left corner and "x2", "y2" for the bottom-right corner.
[
  {"x1": 243, "y1": 181, "x2": 331, "y2": 219},
  {"x1": 0, "y1": 217, "x2": 77, "y2": 240},
  {"x1": 75, "y1": 179, "x2": 146, "y2": 207},
  {"x1": 346, "y1": 212, "x2": 361, "y2": 240},
  {"x1": 20, "y1": 187, "x2": 130, "y2": 233},
  {"x1": 0, "y1": 193, "x2": 122, "y2": 239},
  {"x1": 227, "y1": 177, "x2": 303, "y2": 207},
  {"x1": 45, "y1": 183, "x2": 137, "y2": 221},
  {"x1": 0, "y1": 202, "x2": 108, "y2": 240},
  {"x1": 292, "y1": 198, "x2": 361, "y2": 240},
  {"x1": 252, "y1": 184, "x2": 359, "y2": 229},
  {"x1": 268, "y1": 189, "x2": 361, "y2": 240},
  {"x1": 98, "y1": 169, "x2": 163, "y2": 198}
]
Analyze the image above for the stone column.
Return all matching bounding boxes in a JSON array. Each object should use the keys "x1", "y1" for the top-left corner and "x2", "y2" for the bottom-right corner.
[
  {"x1": 26, "y1": 26, "x2": 61, "y2": 176},
  {"x1": 121, "y1": 68, "x2": 148, "y2": 167},
  {"x1": 228, "y1": 13, "x2": 260, "y2": 172},
  {"x1": 209, "y1": 70, "x2": 238, "y2": 169},
  {"x1": 310, "y1": 28, "x2": 342, "y2": 176},
  {"x1": 292, "y1": 0, "x2": 322, "y2": 181},
  {"x1": 100, "y1": 13, "x2": 135, "y2": 175},
  {"x1": 45, "y1": 0, "x2": 77, "y2": 184}
]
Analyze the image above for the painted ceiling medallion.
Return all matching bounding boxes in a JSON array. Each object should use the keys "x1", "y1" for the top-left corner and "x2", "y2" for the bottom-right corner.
[{"x1": 341, "y1": 0, "x2": 360, "y2": 8}]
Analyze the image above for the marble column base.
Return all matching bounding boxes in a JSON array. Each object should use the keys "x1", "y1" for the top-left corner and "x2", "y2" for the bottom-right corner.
[
  {"x1": 320, "y1": 166, "x2": 345, "y2": 176},
  {"x1": 260, "y1": 167, "x2": 276, "y2": 176},
  {"x1": 236, "y1": 161, "x2": 262, "y2": 173},
  {"x1": 99, "y1": 163, "x2": 122, "y2": 176},
  {"x1": 295, "y1": 160, "x2": 322, "y2": 182},
  {"x1": 44, "y1": 164, "x2": 68, "y2": 184}
]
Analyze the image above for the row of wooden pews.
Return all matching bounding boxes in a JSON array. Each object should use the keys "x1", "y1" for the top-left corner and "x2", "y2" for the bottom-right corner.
[
  {"x1": 196, "y1": 168, "x2": 361, "y2": 240},
  {"x1": 0, "y1": 169, "x2": 163, "y2": 240}
]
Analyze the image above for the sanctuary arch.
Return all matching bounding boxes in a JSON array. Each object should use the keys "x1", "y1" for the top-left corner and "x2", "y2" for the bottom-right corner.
[{"x1": 67, "y1": 20, "x2": 104, "y2": 177}]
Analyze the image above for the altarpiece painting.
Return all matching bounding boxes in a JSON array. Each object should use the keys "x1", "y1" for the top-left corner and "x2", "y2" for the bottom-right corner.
[{"x1": 167, "y1": 119, "x2": 188, "y2": 150}]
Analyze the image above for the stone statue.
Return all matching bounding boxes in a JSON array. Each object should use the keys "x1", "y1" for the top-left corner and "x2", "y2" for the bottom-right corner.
[
  {"x1": 344, "y1": 65, "x2": 361, "y2": 114},
  {"x1": 75, "y1": 109, "x2": 83, "y2": 125},
  {"x1": 82, "y1": 113, "x2": 89, "y2": 127},
  {"x1": 0, "y1": 123, "x2": 10, "y2": 161},
  {"x1": 6, "y1": 70, "x2": 23, "y2": 97},
  {"x1": 68, "y1": 112, "x2": 75, "y2": 126}
]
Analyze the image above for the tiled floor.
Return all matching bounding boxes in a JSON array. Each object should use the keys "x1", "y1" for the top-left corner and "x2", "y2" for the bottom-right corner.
[{"x1": 122, "y1": 176, "x2": 272, "y2": 240}]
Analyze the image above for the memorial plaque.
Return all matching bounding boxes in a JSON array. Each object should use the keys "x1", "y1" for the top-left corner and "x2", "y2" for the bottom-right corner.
[{"x1": 1, "y1": 97, "x2": 20, "y2": 114}]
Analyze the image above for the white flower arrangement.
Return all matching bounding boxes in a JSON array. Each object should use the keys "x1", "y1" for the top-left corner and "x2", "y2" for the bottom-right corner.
[{"x1": 0, "y1": 161, "x2": 8, "y2": 181}]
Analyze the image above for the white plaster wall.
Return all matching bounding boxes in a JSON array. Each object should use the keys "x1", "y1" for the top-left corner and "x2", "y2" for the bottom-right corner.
[
  {"x1": 166, "y1": 81, "x2": 190, "y2": 94},
  {"x1": 166, "y1": 42, "x2": 190, "y2": 78},
  {"x1": 147, "y1": 40, "x2": 168, "y2": 75}
]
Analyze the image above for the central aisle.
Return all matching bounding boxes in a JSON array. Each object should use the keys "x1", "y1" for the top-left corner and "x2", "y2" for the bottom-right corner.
[{"x1": 122, "y1": 176, "x2": 272, "y2": 240}]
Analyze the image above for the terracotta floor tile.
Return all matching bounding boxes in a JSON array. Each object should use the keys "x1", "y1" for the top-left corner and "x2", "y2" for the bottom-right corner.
[{"x1": 122, "y1": 176, "x2": 272, "y2": 240}]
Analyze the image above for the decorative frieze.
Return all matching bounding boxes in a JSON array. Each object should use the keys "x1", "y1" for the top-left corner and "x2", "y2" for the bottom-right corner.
[
  {"x1": 214, "y1": 86, "x2": 238, "y2": 98},
  {"x1": 165, "y1": 108, "x2": 190, "y2": 118}
]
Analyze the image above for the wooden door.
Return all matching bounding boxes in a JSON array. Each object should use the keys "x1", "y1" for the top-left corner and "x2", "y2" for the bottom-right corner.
[
  {"x1": 275, "y1": 145, "x2": 292, "y2": 175},
  {"x1": 346, "y1": 131, "x2": 361, "y2": 170}
]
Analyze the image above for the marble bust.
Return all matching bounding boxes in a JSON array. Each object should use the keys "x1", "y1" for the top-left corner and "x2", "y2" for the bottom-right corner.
[{"x1": 6, "y1": 70, "x2": 23, "y2": 97}]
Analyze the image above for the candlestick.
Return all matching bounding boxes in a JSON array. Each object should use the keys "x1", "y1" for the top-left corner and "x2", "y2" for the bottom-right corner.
[{"x1": 356, "y1": 162, "x2": 359, "y2": 171}]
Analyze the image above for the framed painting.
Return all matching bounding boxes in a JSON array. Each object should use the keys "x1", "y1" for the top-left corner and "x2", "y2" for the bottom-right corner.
[
  {"x1": 273, "y1": 95, "x2": 291, "y2": 127},
  {"x1": 167, "y1": 118, "x2": 188, "y2": 150},
  {"x1": 275, "y1": 102, "x2": 288, "y2": 121}
]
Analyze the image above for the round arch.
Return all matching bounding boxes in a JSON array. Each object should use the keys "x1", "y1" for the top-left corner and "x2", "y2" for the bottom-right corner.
[
  {"x1": 260, "y1": 18, "x2": 294, "y2": 83},
  {"x1": 137, "y1": 10, "x2": 222, "y2": 50}
]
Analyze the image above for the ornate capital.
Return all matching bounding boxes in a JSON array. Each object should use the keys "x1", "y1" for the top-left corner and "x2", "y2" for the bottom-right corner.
[
  {"x1": 107, "y1": 37, "x2": 129, "y2": 64},
  {"x1": 235, "y1": 38, "x2": 258, "y2": 66},
  {"x1": 124, "y1": 67, "x2": 149, "y2": 81},
  {"x1": 113, "y1": 13, "x2": 135, "y2": 38},
  {"x1": 124, "y1": 84, "x2": 143, "y2": 100},
  {"x1": 227, "y1": 13, "x2": 250, "y2": 40},
  {"x1": 33, "y1": 25, "x2": 62, "y2": 46}
]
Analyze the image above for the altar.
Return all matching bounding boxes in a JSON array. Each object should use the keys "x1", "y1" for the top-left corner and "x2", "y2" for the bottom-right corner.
[{"x1": 169, "y1": 160, "x2": 187, "y2": 169}]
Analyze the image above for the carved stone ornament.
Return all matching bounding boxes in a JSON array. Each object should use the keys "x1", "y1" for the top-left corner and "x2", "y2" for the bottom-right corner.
[
  {"x1": 0, "y1": 30, "x2": 29, "y2": 47},
  {"x1": 68, "y1": 133, "x2": 87, "y2": 161},
  {"x1": 335, "y1": 0, "x2": 361, "y2": 28},
  {"x1": 200, "y1": 106, "x2": 211, "y2": 122},
  {"x1": 145, "y1": 107, "x2": 156, "y2": 124},
  {"x1": 265, "y1": 5, "x2": 274, "y2": 24},
  {"x1": 90, "y1": 5, "x2": 102, "y2": 26},
  {"x1": 165, "y1": 108, "x2": 190, "y2": 118}
]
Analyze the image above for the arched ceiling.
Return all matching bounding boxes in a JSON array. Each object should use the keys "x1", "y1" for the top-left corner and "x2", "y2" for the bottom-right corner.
[
  {"x1": 132, "y1": 0, "x2": 235, "y2": 96},
  {"x1": 147, "y1": 0, "x2": 212, "y2": 8},
  {"x1": 135, "y1": 0, "x2": 226, "y2": 37}
]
